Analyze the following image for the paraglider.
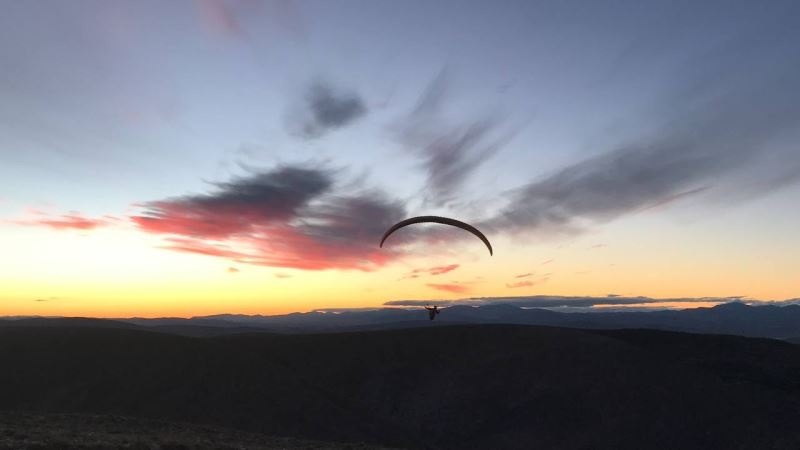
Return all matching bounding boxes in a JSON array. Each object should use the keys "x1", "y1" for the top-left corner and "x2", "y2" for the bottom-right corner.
[
  {"x1": 380, "y1": 216, "x2": 492, "y2": 321},
  {"x1": 424, "y1": 305, "x2": 440, "y2": 321},
  {"x1": 379, "y1": 216, "x2": 493, "y2": 256}
]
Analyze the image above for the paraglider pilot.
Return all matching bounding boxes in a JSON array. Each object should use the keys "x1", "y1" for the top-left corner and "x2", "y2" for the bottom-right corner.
[{"x1": 424, "y1": 305, "x2": 440, "y2": 321}]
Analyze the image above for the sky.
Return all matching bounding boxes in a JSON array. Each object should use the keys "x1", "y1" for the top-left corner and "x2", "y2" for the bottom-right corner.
[{"x1": 1, "y1": 0, "x2": 799, "y2": 317}]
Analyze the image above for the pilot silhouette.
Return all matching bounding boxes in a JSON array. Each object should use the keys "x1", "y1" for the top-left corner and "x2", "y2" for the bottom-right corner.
[{"x1": 424, "y1": 305, "x2": 440, "y2": 321}]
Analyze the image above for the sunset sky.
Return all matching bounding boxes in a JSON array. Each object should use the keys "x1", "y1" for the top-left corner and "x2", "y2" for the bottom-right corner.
[{"x1": 1, "y1": 0, "x2": 799, "y2": 317}]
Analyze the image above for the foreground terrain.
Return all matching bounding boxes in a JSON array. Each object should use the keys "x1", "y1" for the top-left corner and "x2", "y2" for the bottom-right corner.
[
  {"x1": 0, "y1": 411, "x2": 386, "y2": 450},
  {"x1": 2, "y1": 323, "x2": 800, "y2": 449}
]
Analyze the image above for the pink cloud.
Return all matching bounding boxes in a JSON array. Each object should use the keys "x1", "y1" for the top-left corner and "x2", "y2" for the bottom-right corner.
[
  {"x1": 130, "y1": 165, "x2": 407, "y2": 271},
  {"x1": 402, "y1": 264, "x2": 460, "y2": 279},
  {"x1": 427, "y1": 264, "x2": 459, "y2": 275},
  {"x1": 10, "y1": 212, "x2": 112, "y2": 231},
  {"x1": 506, "y1": 280, "x2": 534, "y2": 289},
  {"x1": 194, "y1": 0, "x2": 305, "y2": 41},
  {"x1": 159, "y1": 237, "x2": 249, "y2": 259},
  {"x1": 195, "y1": 0, "x2": 244, "y2": 36},
  {"x1": 427, "y1": 283, "x2": 470, "y2": 294}
]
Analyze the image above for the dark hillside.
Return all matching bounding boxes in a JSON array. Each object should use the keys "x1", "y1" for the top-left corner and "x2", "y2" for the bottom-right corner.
[
  {"x1": 1, "y1": 325, "x2": 800, "y2": 449},
  {"x1": 0, "y1": 317, "x2": 142, "y2": 330},
  {"x1": 0, "y1": 411, "x2": 389, "y2": 449}
]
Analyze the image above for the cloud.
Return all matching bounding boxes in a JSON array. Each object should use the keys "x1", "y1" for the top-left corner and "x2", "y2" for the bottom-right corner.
[
  {"x1": 427, "y1": 264, "x2": 459, "y2": 275},
  {"x1": 385, "y1": 295, "x2": 745, "y2": 308},
  {"x1": 11, "y1": 213, "x2": 111, "y2": 231},
  {"x1": 394, "y1": 70, "x2": 517, "y2": 207},
  {"x1": 195, "y1": 0, "x2": 245, "y2": 37},
  {"x1": 426, "y1": 283, "x2": 470, "y2": 294},
  {"x1": 758, "y1": 298, "x2": 800, "y2": 306},
  {"x1": 226, "y1": 267, "x2": 240, "y2": 273},
  {"x1": 289, "y1": 81, "x2": 367, "y2": 139},
  {"x1": 484, "y1": 28, "x2": 800, "y2": 238},
  {"x1": 507, "y1": 272, "x2": 549, "y2": 289},
  {"x1": 195, "y1": 0, "x2": 305, "y2": 41},
  {"x1": 158, "y1": 237, "x2": 248, "y2": 259},
  {"x1": 133, "y1": 165, "x2": 332, "y2": 238},
  {"x1": 131, "y1": 163, "x2": 406, "y2": 271},
  {"x1": 33, "y1": 296, "x2": 58, "y2": 303},
  {"x1": 506, "y1": 280, "x2": 534, "y2": 289},
  {"x1": 274, "y1": 272, "x2": 292, "y2": 278},
  {"x1": 639, "y1": 186, "x2": 711, "y2": 212},
  {"x1": 403, "y1": 264, "x2": 460, "y2": 279}
]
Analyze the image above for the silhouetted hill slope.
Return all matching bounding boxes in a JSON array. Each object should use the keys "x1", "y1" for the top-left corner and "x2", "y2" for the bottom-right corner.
[
  {"x1": 0, "y1": 411, "x2": 391, "y2": 449},
  {"x1": 148, "y1": 324, "x2": 280, "y2": 338},
  {"x1": 0, "y1": 317, "x2": 272, "y2": 338},
  {"x1": 0, "y1": 317, "x2": 142, "y2": 330},
  {"x1": 2, "y1": 325, "x2": 800, "y2": 449}
]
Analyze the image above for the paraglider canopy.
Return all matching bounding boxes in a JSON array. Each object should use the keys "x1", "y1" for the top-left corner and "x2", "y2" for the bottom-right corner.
[{"x1": 379, "y1": 215, "x2": 493, "y2": 255}]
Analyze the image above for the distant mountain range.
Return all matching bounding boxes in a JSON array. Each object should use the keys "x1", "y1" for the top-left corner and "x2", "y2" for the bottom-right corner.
[{"x1": 5, "y1": 301, "x2": 798, "y2": 339}]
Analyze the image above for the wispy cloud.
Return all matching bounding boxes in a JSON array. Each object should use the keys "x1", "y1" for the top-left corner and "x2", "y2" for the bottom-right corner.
[
  {"x1": 484, "y1": 28, "x2": 800, "y2": 238},
  {"x1": 426, "y1": 283, "x2": 470, "y2": 294},
  {"x1": 195, "y1": 0, "x2": 245, "y2": 37},
  {"x1": 506, "y1": 272, "x2": 549, "y2": 289},
  {"x1": 11, "y1": 212, "x2": 112, "y2": 231},
  {"x1": 394, "y1": 70, "x2": 517, "y2": 207},
  {"x1": 288, "y1": 81, "x2": 367, "y2": 139},
  {"x1": 194, "y1": 0, "x2": 304, "y2": 41},
  {"x1": 402, "y1": 264, "x2": 460, "y2": 279},
  {"x1": 131, "y1": 163, "x2": 406, "y2": 271},
  {"x1": 505, "y1": 280, "x2": 534, "y2": 289},
  {"x1": 133, "y1": 165, "x2": 332, "y2": 238}
]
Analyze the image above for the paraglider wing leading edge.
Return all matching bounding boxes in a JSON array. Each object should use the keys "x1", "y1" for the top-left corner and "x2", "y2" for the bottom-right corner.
[{"x1": 379, "y1": 215, "x2": 493, "y2": 256}]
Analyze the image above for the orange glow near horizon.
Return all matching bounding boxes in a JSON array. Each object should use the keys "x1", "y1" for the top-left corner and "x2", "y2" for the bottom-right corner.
[{"x1": 1, "y1": 202, "x2": 798, "y2": 318}]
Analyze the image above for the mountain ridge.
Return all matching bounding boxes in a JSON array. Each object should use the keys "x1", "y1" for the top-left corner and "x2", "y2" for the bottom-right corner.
[{"x1": 4, "y1": 302, "x2": 800, "y2": 339}]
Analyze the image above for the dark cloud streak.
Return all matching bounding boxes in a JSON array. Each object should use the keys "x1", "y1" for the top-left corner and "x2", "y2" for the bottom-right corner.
[
  {"x1": 395, "y1": 71, "x2": 516, "y2": 207},
  {"x1": 132, "y1": 163, "x2": 406, "y2": 271},
  {"x1": 484, "y1": 26, "x2": 800, "y2": 237},
  {"x1": 290, "y1": 81, "x2": 367, "y2": 139}
]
